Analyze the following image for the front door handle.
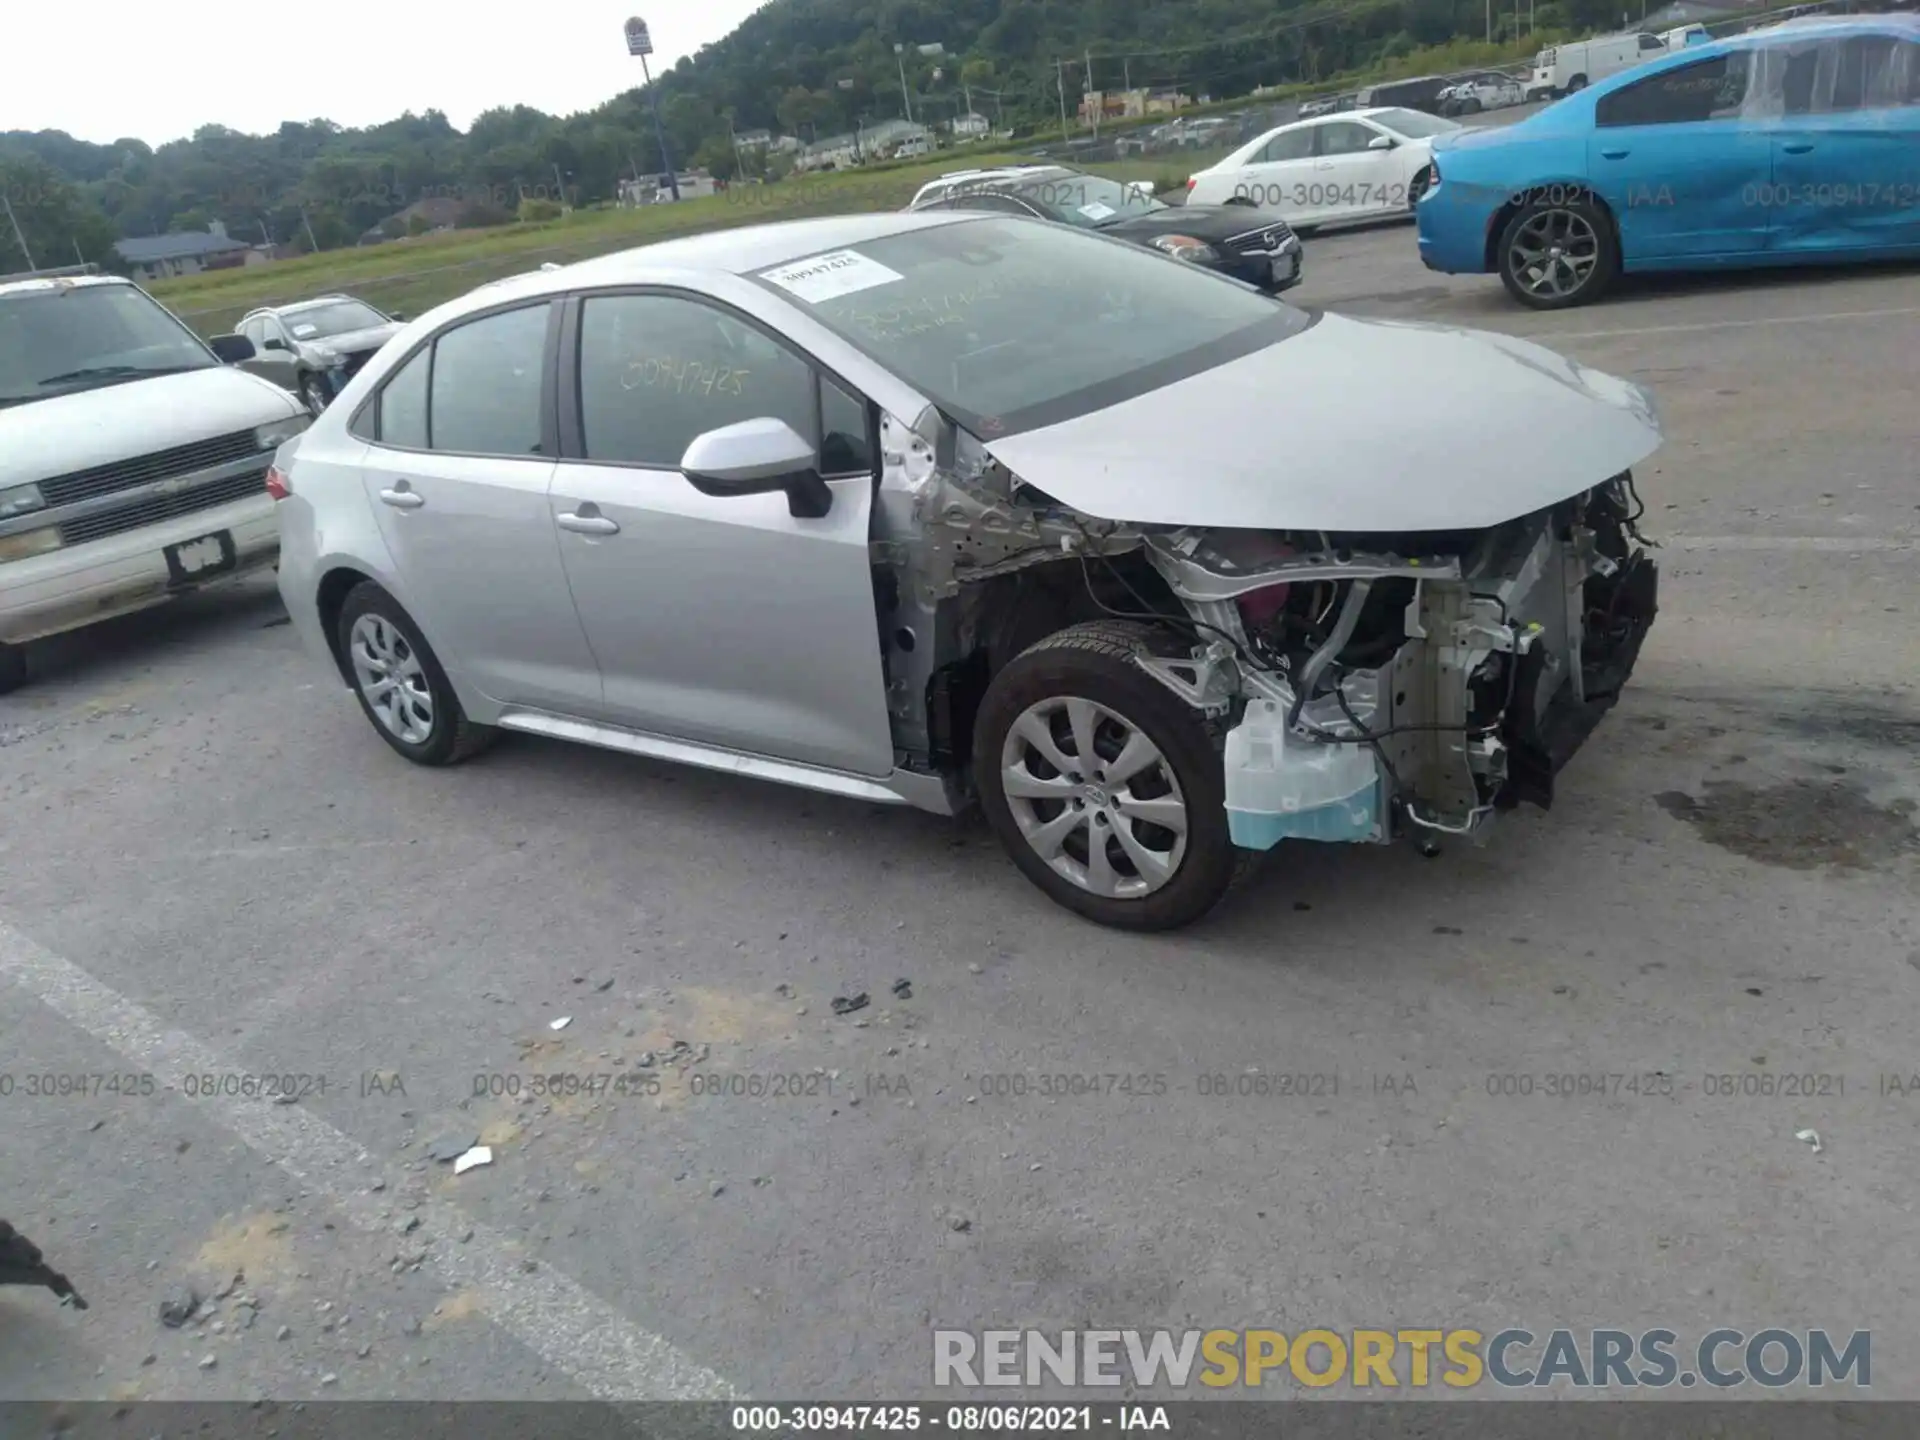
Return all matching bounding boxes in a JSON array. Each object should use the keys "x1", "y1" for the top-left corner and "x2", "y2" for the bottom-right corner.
[
  {"x1": 557, "y1": 510, "x2": 620, "y2": 536},
  {"x1": 1781, "y1": 140, "x2": 1814, "y2": 154},
  {"x1": 378, "y1": 484, "x2": 424, "y2": 509},
  {"x1": 1600, "y1": 147, "x2": 1630, "y2": 159}
]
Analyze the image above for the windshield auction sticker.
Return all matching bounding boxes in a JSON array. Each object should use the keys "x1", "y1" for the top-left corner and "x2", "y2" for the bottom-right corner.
[{"x1": 759, "y1": 249, "x2": 904, "y2": 304}]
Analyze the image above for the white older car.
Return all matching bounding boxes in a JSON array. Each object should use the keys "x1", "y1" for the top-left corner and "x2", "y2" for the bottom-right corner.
[{"x1": 1185, "y1": 107, "x2": 1462, "y2": 231}]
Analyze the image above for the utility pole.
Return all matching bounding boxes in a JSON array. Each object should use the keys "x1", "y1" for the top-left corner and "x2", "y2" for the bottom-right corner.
[
  {"x1": 1, "y1": 193, "x2": 35, "y2": 271},
  {"x1": 299, "y1": 206, "x2": 320, "y2": 254},
  {"x1": 1486, "y1": 0, "x2": 1493, "y2": 41},
  {"x1": 1057, "y1": 58, "x2": 1071, "y2": 140},
  {"x1": 626, "y1": 17, "x2": 680, "y2": 201},
  {"x1": 1086, "y1": 49, "x2": 1099, "y2": 138}
]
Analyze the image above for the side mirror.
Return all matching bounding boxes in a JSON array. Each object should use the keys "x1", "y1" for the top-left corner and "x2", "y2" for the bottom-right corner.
[
  {"x1": 388, "y1": 310, "x2": 406, "y2": 322},
  {"x1": 209, "y1": 334, "x2": 256, "y2": 364},
  {"x1": 1367, "y1": 134, "x2": 1396, "y2": 150},
  {"x1": 680, "y1": 417, "x2": 832, "y2": 519}
]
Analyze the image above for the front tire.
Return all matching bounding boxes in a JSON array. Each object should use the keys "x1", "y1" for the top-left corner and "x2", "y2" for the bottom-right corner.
[
  {"x1": 298, "y1": 372, "x2": 330, "y2": 416},
  {"x1": 335, "y1": 581, "x2": 495, "y2": 766},
  {"x1": 973, "y1": 621, "x2": 1240, "y2": 931},
  {"x1": 1497, "y1": 196, "x2": 1618, "y2": 309},
  {"x1": 0, "y1": 642, "x2": 26, "y2": 696}
]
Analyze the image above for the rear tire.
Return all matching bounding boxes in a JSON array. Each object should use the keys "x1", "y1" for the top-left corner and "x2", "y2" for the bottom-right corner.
[
  {"x1": 973, "y1": 621, "x2": 1240, "y2": 931},
  {"x1": 1566, "y1": 74, "x2": 1589, "y2": 92},
  {"x1": 1497, "y1": 195, "x2": 1619, "y2": 310},
  {"x1": 335, "y1": 581, "x2": 496, "y2": 766},
  {"x1": 298, "y1": 372, "x2": 330, "y2": 416},
  {"x1": 0, "y1": 642, "x2": 26, "y2": 696}
]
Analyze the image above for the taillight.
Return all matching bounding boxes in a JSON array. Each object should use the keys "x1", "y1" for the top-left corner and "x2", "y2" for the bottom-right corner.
[
  {"x1": 265, "y1": 465, "x2": 292, "y2": 501},
  {"x1": 1186, "y1": 177, "x2": 1197, "y2": 192}
]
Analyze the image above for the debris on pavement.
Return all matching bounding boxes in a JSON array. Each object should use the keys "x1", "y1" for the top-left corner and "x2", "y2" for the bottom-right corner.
[
  {"x1": 596, "y1": 978, "x2": 615, "y2": 991},
  {"x1": 198, "y1": 1354, "x2": 217, "y2": 1370},
  {"x1": 831, "y1": 993, "x2": 870, "y2": 1016},
  {"x1": 891, "y1": 978, "x2": 913, "y2": 999},
  {"x1": 549, "y1": 1016, "x2": 572, "y2": 1031},
  {"x1": 948, "y1": 1215, "x2": 971, "y2": 1233},
  {"x1": 429, "y1": 1134, "x2": 478, "y2": 1163},
  {"x1": 160, "y1": 1288, "x2": 199, "y2": 1328},
  {"x1": 453, "y1": 1145, "x2": 494, "y2": 1175},
  {"x1": 1795, "y1": 1128, "x2": 1823, "y2": 1154}
]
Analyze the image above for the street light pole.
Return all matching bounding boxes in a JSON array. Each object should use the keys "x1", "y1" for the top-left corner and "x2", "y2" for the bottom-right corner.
[
  {"x1": 626, "y1": 17, "x2": 680, "y2": 202},
  {"x1": 894, "y1": 44, "x2": 915, "y2": 123}
]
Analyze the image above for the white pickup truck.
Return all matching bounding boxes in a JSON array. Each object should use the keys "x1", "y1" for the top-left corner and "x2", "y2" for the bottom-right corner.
[{"x1": 0, "y1": 267, "x2": 306, "y2": 692}]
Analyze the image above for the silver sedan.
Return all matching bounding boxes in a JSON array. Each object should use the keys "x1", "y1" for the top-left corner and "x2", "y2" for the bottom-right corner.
[{"x1": 273, "y1": 209, "x2": 1664, "y2": 929}]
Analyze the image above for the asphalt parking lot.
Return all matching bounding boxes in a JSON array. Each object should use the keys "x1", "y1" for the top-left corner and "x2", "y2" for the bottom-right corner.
[{"x1": 3, "y1": 216, "x2": 1919, "y2": 1406}]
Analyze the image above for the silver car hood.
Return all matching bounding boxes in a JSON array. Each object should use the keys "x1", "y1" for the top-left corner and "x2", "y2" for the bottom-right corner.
[
  {"x1": 980, "y1": 313, "x2": 1662, "y2": 531},
  {"x1": 0, "y1": 367, "x2": 301, "y2": 488},
  {"x1": 308, "y1": 323, "x2": 401, "y2": 354}
]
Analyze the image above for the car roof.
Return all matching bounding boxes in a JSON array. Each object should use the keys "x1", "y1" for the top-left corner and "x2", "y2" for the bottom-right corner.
[
  {"x1": 1579, "y1": 12, "x2": 1920, "y2": 91},
  {"x1": 423, "y1": 210, "x2": 979, "y2": 325},
  {"x1": 244, "y1": 295, "x2": 359, "y2": 319},
  {"x1": 0, "y1": 272, "x2": 133, "y2": 300}
]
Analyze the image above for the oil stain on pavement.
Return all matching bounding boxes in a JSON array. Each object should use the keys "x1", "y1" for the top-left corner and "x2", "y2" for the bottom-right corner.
[{"x1": 1656, "y1": 778, "x2": 1919, "y2": 870}]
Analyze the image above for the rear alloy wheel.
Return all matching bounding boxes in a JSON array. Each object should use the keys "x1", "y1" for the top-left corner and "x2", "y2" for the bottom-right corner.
[
  {"x1": 0, "y1": 642, "x2": 26, "y2": 696},
  {"x1": 336, "y1": 581, "x2": 495, "y2": 766},
  {"x1": 298, "y1": 373, "x2": 330, "y2": 416},
  {"x1": 1498, "y1": 197, "x2": 1618, "y2": 309},
  {"x1": 974, "y1": 621, "x2": 1239, "y2": 931}
]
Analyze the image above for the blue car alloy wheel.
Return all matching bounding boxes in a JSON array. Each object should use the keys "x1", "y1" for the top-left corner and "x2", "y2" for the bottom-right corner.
[{"x1": 1497, "y1": 194, "x2": 1620, "y2": 309}]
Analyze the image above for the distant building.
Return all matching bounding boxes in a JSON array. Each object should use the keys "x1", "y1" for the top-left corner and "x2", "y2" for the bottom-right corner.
[
  {"x1": 796, "y1": 118, "x2": 931, "y2": 171},
  {"x1": 735, "y1": 129, "x2": 774, "y2": 149},
  {"x1": 949, "y1": 112, "x2": 991, "y2": 138},
  {"x1": 114, "y1": 219, "x2": 253, "y2": 281},
  {"x1": 617, "y1": 170, "x2": 719, "y2": 205}
]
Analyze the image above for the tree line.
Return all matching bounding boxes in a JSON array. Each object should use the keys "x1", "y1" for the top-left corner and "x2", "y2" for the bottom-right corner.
[{"x1": 1, "y1": 0, "x2": 1623, "y2": 271}]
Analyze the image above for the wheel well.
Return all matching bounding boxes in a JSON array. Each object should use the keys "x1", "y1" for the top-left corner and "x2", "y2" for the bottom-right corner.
[
  {"x1": 315, "y1": 566, "x2": 372, "y2": 685},
  {"x1": 1483, "y1": 185, "x2": 1620, "y2": 272},
  {"x1": 925, "y1": 553, "x2": 1191, "y2": 775}
]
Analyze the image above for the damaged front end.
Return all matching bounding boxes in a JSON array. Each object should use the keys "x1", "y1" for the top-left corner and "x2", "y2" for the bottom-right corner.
[
  {"x1": 872, "y1": 409, "x2": 1658, "y2": 851},
  {"x1": 1137, "y1": 482, "x2": 1659, "y2": 845}
]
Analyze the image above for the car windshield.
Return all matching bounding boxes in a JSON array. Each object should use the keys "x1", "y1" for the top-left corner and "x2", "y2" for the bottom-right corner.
[
  {"x1": 0, "y1": 282, "x2": 215, "y2": 408},
  {"x1": 279, "y1": 299, "x2": 388, "y2": 339},
  {"x1": 1008, "y1": 172, "x2": 1167, "y2": 227},
  {"x1": 1371, "y1": 108, "x2": 1463, "y2": 138},
  {"x1": 751, "y1": 215, "x2": 1308, "y2": 436}
]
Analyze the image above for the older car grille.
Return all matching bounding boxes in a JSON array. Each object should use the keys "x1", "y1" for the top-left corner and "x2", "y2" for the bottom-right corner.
[
  {"x1": 39, "y1": 429, "x2": 263, "y2": 509},
  {"x1": 57, "y1": 465, "x2": 269, "y2": 548},
  {"x1": 1224, "y1": 221, "x2": 1296, "y2": 254}
]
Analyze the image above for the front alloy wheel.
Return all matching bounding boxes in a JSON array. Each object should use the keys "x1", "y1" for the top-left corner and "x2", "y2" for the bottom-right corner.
[
  {"x1": 348, "y1": 613, "x2": 435, "y2": 745},
  {"x1": 298, "y1": 373, "x2": 330, "y2": 415},
  {"x1": 975, "y1": 621, "x2": 1241, "y2": 930},
  {"x1": 1498, "y1": 198, "x2": 1619, "y2": 309},
  {"x1": 1000, "y1": 695, "x2": 1189, "y2": 901}
]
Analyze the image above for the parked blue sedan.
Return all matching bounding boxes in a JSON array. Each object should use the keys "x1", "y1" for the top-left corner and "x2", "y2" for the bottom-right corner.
[{"x1": 1416, "y1": 14, "x2": 1920, "y2": 307}]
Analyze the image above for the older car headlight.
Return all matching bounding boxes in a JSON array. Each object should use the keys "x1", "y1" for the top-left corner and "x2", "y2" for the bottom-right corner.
[
  {"x1": 306, "y1": 345, "x2": 343, "y2": 366},
  {"x1": 255, "y1": 416, "x2": 311, "y2": 450},
  {"x1": 1152, "y1": 234, "x2": 1216, "y2": 262},
  {"x1": 0, "y1": 481, "x2": 47, "y2": 523},
  {"x1": 0, "y1": 525, "x2": 63, "y2": 564}
]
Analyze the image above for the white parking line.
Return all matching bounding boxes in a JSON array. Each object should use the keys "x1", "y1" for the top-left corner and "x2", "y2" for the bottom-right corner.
[
  {"x1": 0, "y1": 915, "x2": 740, "y2": 1402},
  {"x1": 1540, "y1": 305, "x2": 1920, "y2": 342},
  {"x1": 1664, "y1": 535, "x2": 1916, "y2": 553}
]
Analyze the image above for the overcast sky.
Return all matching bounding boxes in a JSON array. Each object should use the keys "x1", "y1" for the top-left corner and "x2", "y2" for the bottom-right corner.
[{"x1": 3, "y1": 0, "x2": 767, "y2": 147}]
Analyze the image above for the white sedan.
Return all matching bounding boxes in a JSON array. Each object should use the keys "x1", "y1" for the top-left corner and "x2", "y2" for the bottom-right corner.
[{"x1": 1185, "y1": 107, "x2": 1463, "y2": 231}]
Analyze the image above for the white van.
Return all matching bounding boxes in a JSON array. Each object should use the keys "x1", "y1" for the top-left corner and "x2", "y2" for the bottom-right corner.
[
  {"x1": 1659, "y1": 23, "x2": 1711, "y2": 47},
  {"x1": 1528, "y1": 31, "x2": 1668, "y2": 98},
  {"x1": 0, "y1": 267, "x2": 308, "y2": 692}
]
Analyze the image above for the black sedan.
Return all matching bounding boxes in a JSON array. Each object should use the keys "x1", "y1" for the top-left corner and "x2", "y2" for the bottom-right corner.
[{"x1": 905, "y1": 164, "x2": 1304, "y2": 294}]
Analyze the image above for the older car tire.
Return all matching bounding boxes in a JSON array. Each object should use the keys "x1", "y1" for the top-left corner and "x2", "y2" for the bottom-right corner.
[
  {"x1": 298, "y1": 373, "x2": 330, "y2": 416},
  {"x1": 335, "y1": 581, "x2": 496, "y2": 766},
  {"x1": 0, "y1": 643, "x2": 25, "y2": 696},
  {"x1": 1496, "y1": 195, "x2": 1619, "y2": 310},
  {"x1": 973, "y1": 620, "x2": 1243, "y2": 931}
]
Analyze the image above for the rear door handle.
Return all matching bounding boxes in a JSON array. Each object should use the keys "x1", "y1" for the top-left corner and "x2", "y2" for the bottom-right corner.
[
  {"x1": 378, "y1": 485, "x2": 424, "y2": 509},
  {"x1": 1599, "y1": 147, "x2": 1630, "y2": 159},
  {"x1": 1781, "y1": 140, "x2": 1814, "y2": 153},
  {"x1": 557, "y1": 510, "x2": 620, "y2": 536}
]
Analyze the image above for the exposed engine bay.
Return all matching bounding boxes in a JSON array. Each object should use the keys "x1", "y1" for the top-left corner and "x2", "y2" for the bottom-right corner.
[{"x1": 872, "y1": 409, "x2": 1660, "y2": 845}]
